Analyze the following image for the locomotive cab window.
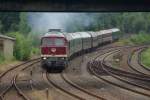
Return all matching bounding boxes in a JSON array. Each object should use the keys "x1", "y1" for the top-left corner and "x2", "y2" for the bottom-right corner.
[
  {"x1": 55, "y1": 38, "x2": 65, "y2": 46},
  {"x1": 42, "y1": 38, "x2": 53, "y2": 46}
]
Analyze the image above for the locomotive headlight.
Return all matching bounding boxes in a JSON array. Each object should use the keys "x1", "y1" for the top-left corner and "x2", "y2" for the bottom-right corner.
[{"x1": 43, "y1": 57, "x2": 47, "y2": 60}]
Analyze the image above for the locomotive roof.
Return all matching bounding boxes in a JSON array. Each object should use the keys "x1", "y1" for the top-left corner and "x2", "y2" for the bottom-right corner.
[{"x1": 43, "y1": 32, "x2": 66, "y2": 38}]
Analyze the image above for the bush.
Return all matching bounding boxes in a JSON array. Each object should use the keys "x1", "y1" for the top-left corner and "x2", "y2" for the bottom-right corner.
[
  {"x1": 8, "y1": 32, "x2": 31, "y2": 61},
  {"x1": 31, "y1": 47, "x2": 40, "y2": 55},
  {"x1": 21, "y1": 38, "x2": 31, "y2": 60},
  {"x1": 129, "y1": 33, "x2": 150, "y2": 44},
  {"x1": 119, "y1": 32, "x2": 150, "y2": 45}
]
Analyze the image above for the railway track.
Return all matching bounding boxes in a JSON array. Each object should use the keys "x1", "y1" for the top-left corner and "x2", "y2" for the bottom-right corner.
[
  {"x1": 127, "y1": 47, "x2": 150, "y2": 76},
  {"x1": 102, "y1": 50, "x2": 150, "y2": 90},
  {"x1": 98, "y1": 46, "x2": 150, "y2": 81},
  {"x1": 63, "y1": 44, "x2": 140, "y2": 100},
  {"x1": 45, "y1": 71, "x2": 107, "y2": 100},
  {"x1": 0, "y1": 44, "x2": 122, "y2": 100},
  {"x1": 61, "y1": 72, "x2": 106, "y2": 100},
  {"x1": 87, "y1": 46, "x2": 150, "y2": 99},
  {"x1": 138, "y1": 47, "x2": 150, "y2": 71},
  {"x1": 0, "y1": 44, "x2": 150, "y2": 100},
  {"x1": 13, "y1": 74, "x2": 31, "y2": 100},
  {"x1": 103, "y1": 50, "x2": 150, "y2": 81},
  {"x1": 40, "y1": 45, "x2": 134, "y2": 100},
  {"x1": 44, "y1": 72, "x2": 85, "y2": 100},
  {"x1": 96, "y1": 45, "x2": 149, "y2": 75},
  {"x1": 0, "y1": 58, "x2": 40, "y2": 100}
]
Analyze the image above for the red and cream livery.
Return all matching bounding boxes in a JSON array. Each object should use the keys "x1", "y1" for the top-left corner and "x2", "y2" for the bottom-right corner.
[
  {"x1": 41, "y1": 31, "x2": 68, "y2": 71},
  {"x1": 41, "y1": 34, "x2": 67, "y2": 57}
]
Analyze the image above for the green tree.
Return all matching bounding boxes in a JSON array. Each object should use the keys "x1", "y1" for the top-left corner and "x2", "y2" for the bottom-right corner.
[
  {"x1": 0, "y1": 20, "x2": 3, "y2": 33},
  {"x1": 19, "y1": 13, "x2": 31, "y2": 35},
  {"x1": 0, "y1": 12, "x2": 20, "y2": 33}
]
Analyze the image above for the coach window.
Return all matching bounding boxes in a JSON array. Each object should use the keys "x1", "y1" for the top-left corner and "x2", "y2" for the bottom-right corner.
[{"x1": 55, "y1": 38, "x2": 65, "y2": 46}]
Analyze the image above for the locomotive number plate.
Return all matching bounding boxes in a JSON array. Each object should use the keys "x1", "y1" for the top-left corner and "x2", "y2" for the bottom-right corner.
[{"x1": 51, "y1": 48, "x2": 56, "y2": 52}]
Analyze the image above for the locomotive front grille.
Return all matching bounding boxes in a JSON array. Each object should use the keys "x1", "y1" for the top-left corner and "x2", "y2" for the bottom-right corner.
[
  {"x1": 48, "y1": 57, "x2": 57, "y2": 61},
  {"x1": 51, "y1": 61, "x2": 56, "y2": 65}
]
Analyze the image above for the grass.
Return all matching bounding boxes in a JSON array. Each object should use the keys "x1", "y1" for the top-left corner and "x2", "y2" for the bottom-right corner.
[
  {"x1": 141, "y1": 48, "x2": 150, "y2": 68},
  {"x1": 0, "y1": 54, "x2": 24, "y2": 73},
  {"x1": 28, "y1": 90, "x2": 52, "y2": 100},
  {"x1": 0, "y1": 59, "x2": 22, "y2": 73}
]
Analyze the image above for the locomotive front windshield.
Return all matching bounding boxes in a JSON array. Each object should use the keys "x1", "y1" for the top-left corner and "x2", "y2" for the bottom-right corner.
[
  {"x1": 42, "y1": 38, "x2": 53, "y2": 46},
  {"x1": 55, "y1": 38, "x2": 65, "y2": 46},
  {"x1": 42, "y1": 37, "x2": 65, "y2": 46}
]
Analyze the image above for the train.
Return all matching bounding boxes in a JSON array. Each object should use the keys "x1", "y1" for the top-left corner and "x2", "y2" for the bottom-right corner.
[{"x1": 40, "y1": 28, "x2": 120, "y2": 72}]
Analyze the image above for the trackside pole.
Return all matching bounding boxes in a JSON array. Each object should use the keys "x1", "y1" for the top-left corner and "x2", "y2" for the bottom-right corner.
[
  {"x1": 45, "y1": 88, "x2": 49, "y2": 99},
  {"x1": 30, "y1": 67, "x2": 33, "y2": 90},
  {"x1": 30, "y1": 70, "x2": 32, "y2": 76},
  {"x1": 29, "y1": 79, "x2": 33, "y2": 90},
  {"x1": 82, "y1": 53, "x2": 84, "y2": 62}
]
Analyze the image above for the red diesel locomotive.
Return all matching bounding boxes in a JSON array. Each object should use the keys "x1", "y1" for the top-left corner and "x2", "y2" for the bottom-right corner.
[{"x1": 41, "y1": 30, "x2": 68, "y2": 71}]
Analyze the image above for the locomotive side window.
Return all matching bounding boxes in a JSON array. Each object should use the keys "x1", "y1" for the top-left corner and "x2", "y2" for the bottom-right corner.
[
  {"x1": 55, "y1": 38, "x2": 65, "y2": 46},
  {"x1": 42, "y1": 38, "x2": 53, "y2": 46}
]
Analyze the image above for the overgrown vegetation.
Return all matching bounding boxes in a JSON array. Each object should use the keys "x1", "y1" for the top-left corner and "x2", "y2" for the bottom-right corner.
[
  {"x1": 7, "y1": 31, "x2": 40, "y2": 61},
  {"x1": 141, "y1": 48, "x2": 150, "y2": 68},
  {"x1": 65, "y1": 13, "x2": 150, "y2": 34},
  {"x1": 117, "y1": 32, "x2": 150, "y2": 45},
  {"x1": 8, "y1": 32, "x2": 32, "y2": 60},
  {"x1": 1, "y1": 12, "x2": 150, "y2": 62},
  {"x1": 0, "y1": 12, "x2": 40, "y2": 62}
]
